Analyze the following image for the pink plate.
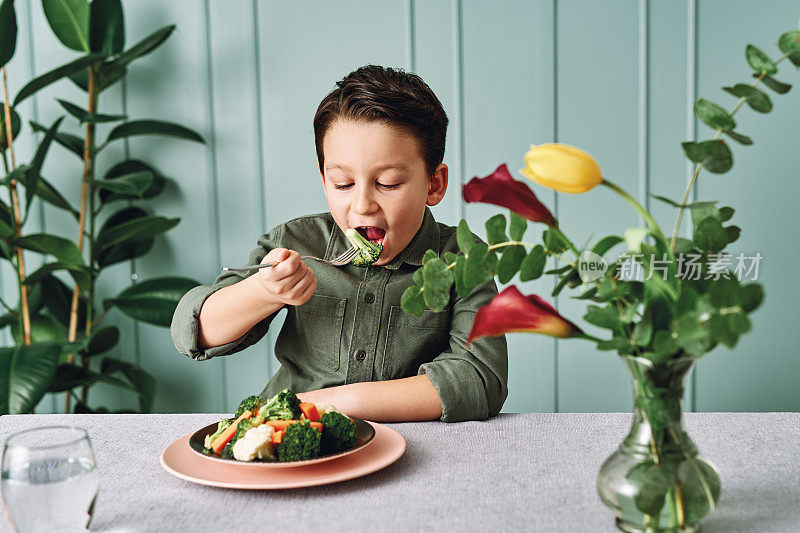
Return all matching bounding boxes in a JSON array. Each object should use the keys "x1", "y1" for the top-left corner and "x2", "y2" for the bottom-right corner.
[{"x1": 160, "y1": 421, "x2": 406, "y2": 489}]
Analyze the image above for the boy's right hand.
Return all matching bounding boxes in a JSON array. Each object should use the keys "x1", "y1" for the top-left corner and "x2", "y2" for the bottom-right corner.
[{"x1": 255, "y1": 248, "x2": 317, "y2": 306}]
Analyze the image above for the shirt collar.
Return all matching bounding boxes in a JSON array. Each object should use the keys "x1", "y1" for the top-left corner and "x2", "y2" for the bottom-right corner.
[{"x1": 325, "y1": 207, "x2": 440, "y2": 271}]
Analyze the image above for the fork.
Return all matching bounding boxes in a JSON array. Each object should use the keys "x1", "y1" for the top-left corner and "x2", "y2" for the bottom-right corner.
[{"x1": 222, "y1": 245, "x2": 359, "y2": 271}]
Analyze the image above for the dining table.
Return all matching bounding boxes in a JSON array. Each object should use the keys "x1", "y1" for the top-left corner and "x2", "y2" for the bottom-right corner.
[{"x1": 1, "y1": 412, "x2": 798, "y2": 532}]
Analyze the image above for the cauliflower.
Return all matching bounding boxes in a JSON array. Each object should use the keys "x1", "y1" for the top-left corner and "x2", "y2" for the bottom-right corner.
[
  {"x1": 232, "y1": 424, "x2": 275, "y2": 461},
  {"x1": 315, "y1": 402, "x2": 345, "y2": 417}
]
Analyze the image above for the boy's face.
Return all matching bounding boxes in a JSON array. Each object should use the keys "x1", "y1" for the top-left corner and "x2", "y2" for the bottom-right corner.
[{"x1": 321, "y1": 119, "x2": 447, "y2": 266}]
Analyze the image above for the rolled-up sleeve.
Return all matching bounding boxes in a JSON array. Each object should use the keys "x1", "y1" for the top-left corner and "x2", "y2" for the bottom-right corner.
[
  {"x1": 170, "y1": 227, "x2": 283, "y2": 361},
  {"x1": 417, "y1": 279, "x2": 508, "y2": 422}
]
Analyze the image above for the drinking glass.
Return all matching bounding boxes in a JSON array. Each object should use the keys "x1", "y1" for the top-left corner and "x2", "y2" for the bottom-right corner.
[{"x1": 1, "y1": 426, "x2": 99, "y2": 532}]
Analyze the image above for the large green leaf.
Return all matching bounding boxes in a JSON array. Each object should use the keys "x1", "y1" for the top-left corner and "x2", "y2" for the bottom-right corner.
[
  {"x1": 24, "y1": 261, "x2": 89, "y2": 291},
  {"x1": 421, "y1": 257, "x2": 453, "y2": 312},
  {"x1": 92, "y1": 171, "x2": 152, "y2": 200},
  {"x1": 456, "y1": 219, "x2": 475, "y2": 254},
  {"x1": 30, "y1": 120, "x2": 84, "y2": 156},
  {"x1": 0, "y1": 341, "x2": 60, "y2": 414},
  {"x1": 400, "y1": 284, "x2": 425, "y2": 317},
  {"x1": 14, "y1": 53, "x2": 102, "y2": 105},
  {"x1": 496, "y1": 245, "x2": 525, "y2": 284},
  {"x1": 722, "y1": 84, "x2": 772, "y2": 113},
  {"x1": 484, "y1": 214, "x2": 507, "y2": 245},
  {"x1": 40, "y1": 274, "x2": 87, "y2": 330},
  {"x1": 755, "y1": 73, "x2": 792, "y2": 94},
  {"x1": 21, "y1": 173, "x2": 78, "y2": 217},
  {"x1": 10, "y1": 314, "x2": 66, "y2": 344},
  {"x1": 0, "y1": 101, "x2": 20, "y2": 149},
  {"x1": 25, "y1": 116, "x2": 65, "y2": 216},
  {"x1": 0, "y1": 0, "x2": 17, "y2": 68},
  {"x1": 15, "y1": 233, "x2": 84, "y2": 265},
  {"x1": 46, "y1": 364, "x2": 131, "y2": 392},
  {"x1": 100, "y1": 159, "x2": 166, "y2": 202},
  {"x1": 96, "y1": 214, "x2": 179, "y2": 249},
  {"x1": 57, "y1": 98, "x2": 127, "y2": 124},
  {"x1": 104, "y1": 276, "x2": 200, "y2": 327},
  {"x1": 69, "y1": 62, "x2": 126, "y2": 93},
  {"x1": 42, "y1": 0, "x2": 90, "y2": 52},
  {"x1": 89, "y1": 0, "x2": 123, "y2": 55},
  {"x1": 106, "y1": 119, "x2": 205, "y2": 144},
  {"x1": 519, "y1": 244, "x2": 546, "y2": 281},
  {"x1": 103, "y1": 24, "x2": 174, "y2": 71},
  {"x1": 96, "y1": 206, "x2": 153, "y2": 267},
  {"x1": 85, "y1": 325, "x2": 119, "y2": 356},
  {"x1": 680, "y1": 140, "x2": 733, "y2": 174},
  {"x1": 101, "y1": 357, "x2": 155, "y2": 413}
]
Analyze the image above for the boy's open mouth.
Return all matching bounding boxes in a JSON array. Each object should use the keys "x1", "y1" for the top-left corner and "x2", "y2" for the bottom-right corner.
[{"x1": 356, "y1": 226, "x2": 386, "y2": 245}]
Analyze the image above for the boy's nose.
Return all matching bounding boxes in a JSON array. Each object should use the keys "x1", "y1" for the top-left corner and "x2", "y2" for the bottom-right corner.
[{"x1": 351, "y1": 187, "x2": 379, "y2": 215}]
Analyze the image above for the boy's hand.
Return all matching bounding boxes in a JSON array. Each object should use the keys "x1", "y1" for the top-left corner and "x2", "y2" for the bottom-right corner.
[{"x1": 255, "y1": 248, "x2": 317, "y2": 306}]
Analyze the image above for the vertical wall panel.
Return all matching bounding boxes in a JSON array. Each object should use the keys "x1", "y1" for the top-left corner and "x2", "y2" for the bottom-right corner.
[
  {"x1": 694, "y1": 0, "x2": 800, "y2": 411},
  {"x1": 461, "y1": 0, "x2": 558, "y2": 413},
  {"x1": 555, "y1": 0, "x2": 641, "y2": 412},
  {"x1": 207, "y1": 0, "x2": 271, "y2": 413},
  {"x1": 124, "y1": 0, "x2": 224, "y2": 413}
]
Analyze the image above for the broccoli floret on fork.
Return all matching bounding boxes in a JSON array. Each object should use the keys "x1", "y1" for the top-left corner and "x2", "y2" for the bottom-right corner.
[{"x1": 345, "y1": 228, "x2": 383, "y2": 266}]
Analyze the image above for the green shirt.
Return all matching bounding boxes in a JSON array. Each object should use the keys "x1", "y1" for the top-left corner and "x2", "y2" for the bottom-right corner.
[{"x1": 170, "y1": 208, "x2": 508, "y2": 422}]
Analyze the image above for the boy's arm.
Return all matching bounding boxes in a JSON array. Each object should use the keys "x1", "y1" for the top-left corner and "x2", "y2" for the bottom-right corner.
[
  {"x1": 297, "y1": 374, "x2": 442, "y2": 422},
  {"x1": 298, "y1": 279, "x2": 508, "y2": 423}
]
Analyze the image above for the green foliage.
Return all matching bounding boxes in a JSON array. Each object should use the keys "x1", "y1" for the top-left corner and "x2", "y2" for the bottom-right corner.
[
  {"x1": 257, "y1": 388, "x2": 302, "y2": 421},
  {"x1": 234, "y1": 395, "x2": 266, "y2": 419},
  {"x1": 0, "y1": 2, "x2": 203, "y2": 414}
]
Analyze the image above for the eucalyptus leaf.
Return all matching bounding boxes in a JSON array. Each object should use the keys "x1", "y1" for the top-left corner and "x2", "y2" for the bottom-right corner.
[
  {"x1": 693, "y1": 217, "x2": 728, "y2": 252},
  {"x1": 755, "y1": 73, "x2": 791, "y2": 94},
  {"x1": 723, "y1": 130, "x2": 753, "y2": 146},
  {"x1": 745, "y1": 44, "x2": 777, "y2": 74},
  {"x1": 519, "y1": 244, "x2": 546, "y2": 282},
  {"x1": 777, "y1": 30, "x2": 800, "y2": 66},
  {"x1": 694, "y1": 98, "x2": 735, "y2": 131},
  {"x1": 421, "y1": 257, "x2": 453, "y2": 312},
  {"x1": 485, "y1": 214, "x2": 507, "y2": 245},
  {"x1": 680, "y1": 140, "x2": 733, "y2": 174},
  {"x1": 452, "y1": 255, "x2": 469, "y2": 299},
  {"x1": 722, "y1": 84, "x2": 772, "y2": 113},
  {"x1": 0, "y1": 342, "x2": 60, "y2": 414},
  {"x1": 543, "y1": 227, "x2": 568, "y2": 253},
  {"x1": 497, "y1": 245, "x2": 526, "y2": 284},
  {"x1": 104, "y1": 276, "x2": 199, "y2": 327},
  {"x1": 400, "y1": 285, "x2": 425, "y2": 317},
  {"x1": 508, "y1": 211, "x2": 526, "y2": 241},
  {"x1": 463, "y1": 243, "x2": 497, "y2": 293},
  {"x1": 737, "y1": 283, "x2": 764, "y2": 312},
  {"x1": 456, "y1": 219, "x2": 474, "y2": 254}
]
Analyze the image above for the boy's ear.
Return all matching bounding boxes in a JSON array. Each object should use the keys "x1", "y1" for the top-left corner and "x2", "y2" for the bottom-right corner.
[{"x1": 426, "y1": 164, "x2": 448, "y2": 206}]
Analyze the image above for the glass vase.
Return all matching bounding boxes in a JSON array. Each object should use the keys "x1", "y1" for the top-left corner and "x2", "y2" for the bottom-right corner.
[{"x1": 597, "y1": 355, "x2": 721, "y2": 533}]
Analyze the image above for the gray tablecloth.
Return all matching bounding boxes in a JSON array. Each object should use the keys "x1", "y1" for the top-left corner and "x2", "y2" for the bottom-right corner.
[{"x1": 1, "y1": 412, "x2": 798, "y2": 532}]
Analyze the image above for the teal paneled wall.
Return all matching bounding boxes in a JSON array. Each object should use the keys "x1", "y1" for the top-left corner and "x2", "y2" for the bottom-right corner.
[{"x1": 6, "y1": 0, "x2": 798, "y2": 414}]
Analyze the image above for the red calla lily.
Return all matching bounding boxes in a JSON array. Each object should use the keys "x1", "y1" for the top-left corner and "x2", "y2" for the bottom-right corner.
[
  {"x1": 462, "y1": 163, "x2": 557, "y2": 227},
  {"x1": 467, "y1": 286, "x2": 582, "y2": 344}
]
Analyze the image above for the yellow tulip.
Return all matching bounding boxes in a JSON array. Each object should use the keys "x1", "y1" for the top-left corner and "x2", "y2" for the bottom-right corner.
[{"x1": 521, "y1": 143, "x2": 602, "y2": 194}]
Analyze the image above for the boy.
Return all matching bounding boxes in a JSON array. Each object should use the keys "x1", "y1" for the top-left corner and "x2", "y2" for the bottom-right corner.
[{"x1": 171, "y1": 65, "x2": 507, "y2": 422}]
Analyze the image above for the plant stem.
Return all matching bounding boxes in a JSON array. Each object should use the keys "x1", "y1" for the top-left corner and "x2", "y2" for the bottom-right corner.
[
  {"x1": 601, "y1": 178, "x2": 664, "y2": 238},
  {"x1": 2, "y1": 67, "x2": 31, "y2": 346},
  {"x1": 670, "y1": 52, "x2": 792, "y2": 250},
  {"x1": 66, "y1": 67, "x2": 98, "y2": 411}
]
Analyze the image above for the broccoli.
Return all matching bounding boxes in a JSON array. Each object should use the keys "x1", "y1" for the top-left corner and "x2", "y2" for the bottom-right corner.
[
  {"x1": 320, "y1": 412, "x2": 357, "y2": 454},
  {"x1": 234, "y1": 394, "x2": 266, "y2": 419},
  {"x1": 204, "y1": 419, "x2": 232, "y2": 449},
  {"x1": 276, "y1": 420, "x2": 321, "y2": 461},
  {"x1": 345, "y1": 228, "x2": 383, "y2": 266},
  {"x1": 256, "y1": 388, "x2": 302, "y2": 421},
  {"x1": 229, "y1": 417, "x2": 261, "y2": 449}
]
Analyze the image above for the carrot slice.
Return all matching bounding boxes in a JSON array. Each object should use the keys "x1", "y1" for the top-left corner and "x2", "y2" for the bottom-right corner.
[
  {"x1": 299, "y1": 402, "x2": 320, "y2": 422},
  {"x1": 271, "y1": 430, "x2": 284, "y2": 444},
  {"x1": 265, "y1": 420, "x2": 323, "y2": 433},
  {"x1": 210, "y1": 410, "x2": 251, "y2": 454}
]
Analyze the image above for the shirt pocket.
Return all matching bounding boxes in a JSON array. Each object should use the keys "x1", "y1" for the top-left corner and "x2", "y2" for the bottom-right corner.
[
  {"x1": 381, "y1": 306, "x2": 450, "y2": 380},
  {"x1": 296, "y1": 293, "x2": 347, "y2": 372}
]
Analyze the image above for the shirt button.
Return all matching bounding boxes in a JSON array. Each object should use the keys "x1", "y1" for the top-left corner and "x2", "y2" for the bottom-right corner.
[
  {"x1": 355, "y1": 350, "x2": 366, "y2": 362},
  {"x1": 364, "y1": 292, "x2": 375, "y2": 303}
]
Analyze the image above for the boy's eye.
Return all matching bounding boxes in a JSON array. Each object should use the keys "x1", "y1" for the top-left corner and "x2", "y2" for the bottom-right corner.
[
  {"x1": 377, "y1": 182, "x2": 400, "y2": 190},
  {"x1": 332, "y1": 183, "x2": 353, "y2": 190}
]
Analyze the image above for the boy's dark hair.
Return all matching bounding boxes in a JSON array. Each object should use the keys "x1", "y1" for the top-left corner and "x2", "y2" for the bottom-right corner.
[{"x1": 313, "y1": 65, "x2": 449, "y2": 177}]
